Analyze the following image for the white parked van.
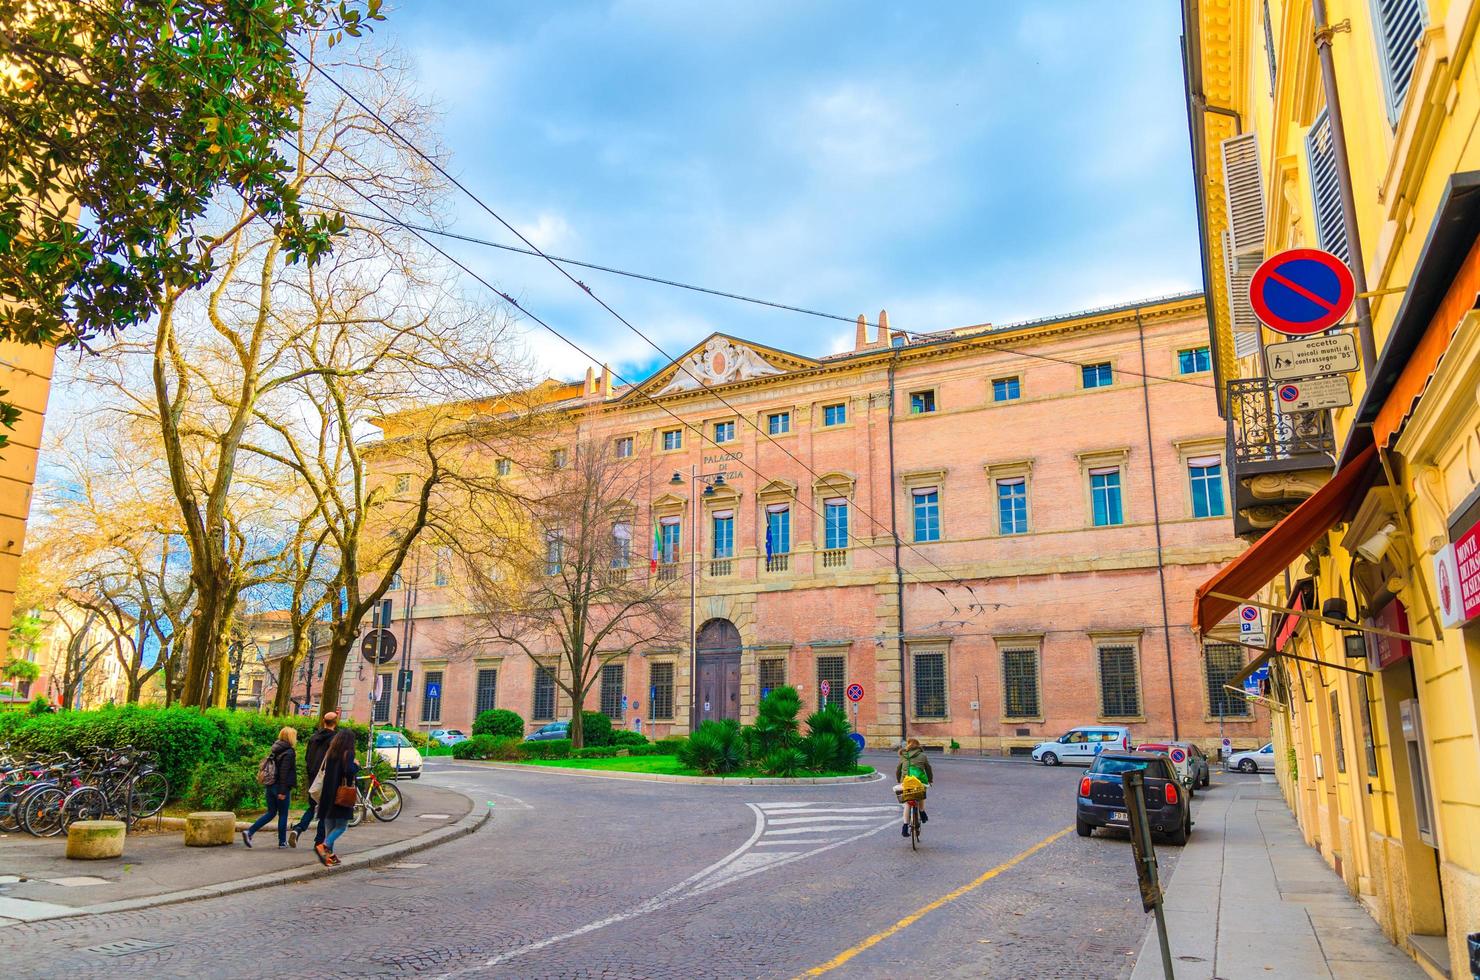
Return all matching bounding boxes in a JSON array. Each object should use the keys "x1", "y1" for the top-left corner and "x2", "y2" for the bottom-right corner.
[{"x1": 1031, "y1": 726, "x2": 1133, "y2": 766}]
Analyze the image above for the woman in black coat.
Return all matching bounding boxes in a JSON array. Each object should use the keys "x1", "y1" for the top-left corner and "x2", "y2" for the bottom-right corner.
[
  {"x1": 242, "y1": 727, "x2": 297, "y2": 848},
  {"x1": 315, "y1": 727, "x2": 360, "y2": 867}
]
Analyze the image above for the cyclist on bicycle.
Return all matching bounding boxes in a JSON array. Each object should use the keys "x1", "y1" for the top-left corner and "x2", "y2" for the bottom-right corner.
[{"x1": 896, "y1": 738, "x2": 933, "y2": 836}]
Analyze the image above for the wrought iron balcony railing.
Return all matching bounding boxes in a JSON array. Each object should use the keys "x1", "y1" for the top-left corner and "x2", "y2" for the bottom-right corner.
[{"x1": 1227, "y1": 377, "x2": 1336, "y2": 469}]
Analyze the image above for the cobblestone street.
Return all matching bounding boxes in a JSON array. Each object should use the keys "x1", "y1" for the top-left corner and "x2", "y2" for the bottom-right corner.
[{"x1": 0, "y1": 754, "x2": 1187, "y2": 978}]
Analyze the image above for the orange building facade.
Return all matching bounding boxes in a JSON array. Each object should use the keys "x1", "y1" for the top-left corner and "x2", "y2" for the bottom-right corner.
[{"x1": 317, "y1": 293, "x2": 1261, "y2": 752}]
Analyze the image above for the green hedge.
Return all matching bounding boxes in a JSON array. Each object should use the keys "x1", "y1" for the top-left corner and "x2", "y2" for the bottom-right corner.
[
  {"x1": 451, "y1": 734, "x2": 524, "y2": 761},
  {"x1": 473, "y1": 709, "x2": 525, "y2": 739},
  {"x1": 521, "y1": 738, "x2": 572, "y2": 760},
  {"x1": 0, "y1": 705, "x2": 371, "y2": 807}
]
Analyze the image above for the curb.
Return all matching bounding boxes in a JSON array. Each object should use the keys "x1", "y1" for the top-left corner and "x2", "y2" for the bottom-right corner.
[
  {"x1": 1, "y1": 790, "x2": 491, "y2": 926},
  {"x1": 468, "y1": 761, "x2": 880, "y2": 786}
]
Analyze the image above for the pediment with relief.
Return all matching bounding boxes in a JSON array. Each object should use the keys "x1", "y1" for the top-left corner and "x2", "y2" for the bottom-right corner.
[{"x1": 642, "y1": 334, "x2": 816, "y2": 396}]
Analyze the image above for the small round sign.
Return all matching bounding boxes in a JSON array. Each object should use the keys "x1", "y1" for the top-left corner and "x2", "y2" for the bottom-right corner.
[
  {"x1": 846, "y1": 683, "x2": 865, "y2": 703},
  {"x1": 1277, "y1": 384, "x2": 1301, "y2": 404},
  {"x1": 1240, "y1": 606, "x2": 1259, "y2": 622},
  {"x1": 360, "y1": 628, "x2": 397, "y2": 665},
  {"x1": 819, "y1": 679, "x2": 831, "y2": 698},
  {"x1": 1249, "y1": 248, "x2": 1356, "y2": 336},
  {"x1": 1170, "y1": 748, "x2": 1187, "y2": 764}
]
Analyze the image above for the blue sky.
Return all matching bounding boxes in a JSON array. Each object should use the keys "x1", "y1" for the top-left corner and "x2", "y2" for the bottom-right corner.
[{"x1": 386, "y1": 2, "x2": 1200, "y2": 382}]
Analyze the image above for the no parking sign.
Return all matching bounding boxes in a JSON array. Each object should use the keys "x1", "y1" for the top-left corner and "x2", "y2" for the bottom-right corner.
[{"x1": 1249, "y1": 248, "x2": 1355, "y2": 336}]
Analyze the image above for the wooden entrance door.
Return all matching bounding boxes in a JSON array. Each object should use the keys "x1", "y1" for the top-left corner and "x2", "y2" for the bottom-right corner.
[{"x1": 695, "y1": 619, "x2": 742, "y2": 725}]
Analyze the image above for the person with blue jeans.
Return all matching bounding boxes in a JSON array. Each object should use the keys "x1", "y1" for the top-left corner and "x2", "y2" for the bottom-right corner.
[
  {"x1": 289, "y1": 711, "x2": 337, "y2": 849},
  {"x1": 242, "y1": 727, "x2": 297, "y2": 848},
  {"x1": 315, "y1": 727, "x2": 360, "y2": 867}
]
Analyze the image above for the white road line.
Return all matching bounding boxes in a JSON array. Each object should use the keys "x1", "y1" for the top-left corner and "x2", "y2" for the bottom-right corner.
[
  {"x1": 766, "y1": 815, "x2": 890, "y2": 825},
  {"x1": 761, "y1": 826, "x2": 881, "y2": 835}
]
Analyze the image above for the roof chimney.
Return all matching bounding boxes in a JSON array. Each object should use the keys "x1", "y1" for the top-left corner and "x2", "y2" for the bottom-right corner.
[
  {"x1": 598, "y1": 363, "x2": 612, "y2": 398},
  {"x1": 854, "y1": 314, "x2": 868, "y2": 350},
  {"x1": 876, "y1": 310, "x2": 891, "y2": 347},
  {"x1": 583, "y1": 365, "x2": 596, "y2": 397}
]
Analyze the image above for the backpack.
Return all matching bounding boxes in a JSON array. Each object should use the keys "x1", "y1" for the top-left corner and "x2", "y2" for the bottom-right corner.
[{"x1": 256, "y1": 751, "x2": 277, "y2": 787}]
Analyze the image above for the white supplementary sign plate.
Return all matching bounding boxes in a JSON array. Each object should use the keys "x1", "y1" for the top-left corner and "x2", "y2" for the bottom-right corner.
[
  {"x1": 1266, "y1": 333, "x2": 1359, "y2": 381},
  {"x1": 1275, "y1": 375, "x2": 1352, "y2": 414}
]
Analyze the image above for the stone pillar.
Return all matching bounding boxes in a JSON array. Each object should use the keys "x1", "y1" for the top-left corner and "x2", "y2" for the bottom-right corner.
[{"x1": 870, "y1": 582, "x2": 904, "y2": 745}]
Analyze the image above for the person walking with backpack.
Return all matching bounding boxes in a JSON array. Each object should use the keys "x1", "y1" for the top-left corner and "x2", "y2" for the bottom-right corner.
[
  {"x1": 242, "y1": 727, "x2": 297, "y2": 848},
  {"x1": 289, "y1": 711, "x2": 337, "y2": 849},
  {"x1": 314, "y1": 727, "x2": 360, "y2": 867}
]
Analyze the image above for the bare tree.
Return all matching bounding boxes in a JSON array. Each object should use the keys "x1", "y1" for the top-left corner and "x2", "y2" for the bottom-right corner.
[{"x1": 452, "y1": 442, "x2": 681, "y2": 748}]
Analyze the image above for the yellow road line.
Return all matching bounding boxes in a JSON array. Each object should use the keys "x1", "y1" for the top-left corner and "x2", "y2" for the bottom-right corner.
[{"x1": 796, "y1": 825, "x2": 1073, "y2": 978}]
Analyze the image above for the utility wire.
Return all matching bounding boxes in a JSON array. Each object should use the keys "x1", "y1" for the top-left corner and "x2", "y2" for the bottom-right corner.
[
  {"x1": 77, "y1": 2, "x2": 970, "y2": 595},
  {"x1": 312, "y1": 201, "x2": 1218, "y2": 392}
]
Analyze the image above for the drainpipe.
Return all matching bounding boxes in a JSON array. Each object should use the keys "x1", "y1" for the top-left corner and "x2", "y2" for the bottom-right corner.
[
  {"x1": 1312, "y1": 0, "x2": 1378, "y2": 374},
  {"x1": 1137, "y1": 312, "x2": 1182, "y2": 740},
  {"x1": 887, "y1": 354, "x2": 907, "y2": 743}
]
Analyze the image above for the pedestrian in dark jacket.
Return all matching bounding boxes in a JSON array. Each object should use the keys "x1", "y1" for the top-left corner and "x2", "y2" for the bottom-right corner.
[
  {"x1": 289, "y1": 711, "x2": 337, "y2": 849},
  {"x1": 242, "y1": 727, "x2": 298, "y2": 848},
  {"x1": 314, "y1": 727, "x2": 360, "y2": 867}
]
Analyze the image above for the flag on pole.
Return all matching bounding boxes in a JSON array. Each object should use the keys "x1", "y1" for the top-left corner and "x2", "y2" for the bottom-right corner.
[
  {"x1": 650, "y1": 523, "x2": 663, "y2": 572},
  {"x1": 764, "y1": 519, "x2": 773, "y2": 562}
]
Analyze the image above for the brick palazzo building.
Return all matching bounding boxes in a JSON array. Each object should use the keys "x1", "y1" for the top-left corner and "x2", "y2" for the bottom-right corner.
[{"x1": 311, "y1": 292, "x2": 1262, "y2": 753}]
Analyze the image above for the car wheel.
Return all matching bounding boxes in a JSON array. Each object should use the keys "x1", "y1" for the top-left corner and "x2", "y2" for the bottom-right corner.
[
  {"x1": 1238, "y1": 759, "x2": 1257, "y2": 773},
  {"x1": 1200, "y1": 772, "x2": 1210, "y2": 788},
  {"x1": 1042, "y1": 752, "x2": 1059, "y2": 767},
  {"x1": 1075, "y1": 819, "x2": 1093, "y2": 838},
  {"x1": 410, "y1": 773, "x2": 421, "y2": 780},
  {"x1": 1166, "y1": 815, "x2": 1190, "y2": 846}
]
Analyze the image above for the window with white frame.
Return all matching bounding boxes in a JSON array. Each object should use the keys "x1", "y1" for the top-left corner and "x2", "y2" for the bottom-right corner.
[
  {"x1": 550, "y1": 448, "x2": 568, "y2": 469},
  {"x1": 767, "y1": 411, "x2": 791, "y2": 435},
  {"x1": 495, "y1": 458, "x2": 512, "y2": 477},
  {"x1": 992, "y1": 377, "x2": 1020, "y2": 402},
  {"x1": 1178, "y1": 346, "x2": 1212, "y2": 374},
  {"x1": 614, "y1": 436, "x2": 634, "y2": 458},
  {"x1": 822, "y1": 403, "x2": 847, "y2": 426},
  {"x1": 658, "y1": 517, "x2": 681, "y2": 563},
  {"x1": 612, "y1": 522, "x2": 632, "y2": 568},
  {"x1": 711, "y1": 510, "x2": 734, "y2": 559},
  {"x1": 823, "y1": 497, "x2": 849, "y2": 550},
  {"x1": 1082, "y1": 362, "x2": 1113, "y2": 388},
  {"x1": 1090, "y1": 467, "x2": 1124, "y2": 526},
  {"x1": 909, "y1": 390, "x2": 936, "y2": 414},
  {"x1": 714, "y1": 420, "x2": 735, "y2": 444},
  {"x1": 545, "y1": 530, "x2": 564, "y2": 575},
  {"x1": 765, "y1": 504, "x2": 791, "y2": 555},
  {"x1": 434, "y1": 546, "x2": 451, "y2": 587},
  {"x1": 912, "y1": 487, "x2": 941, "y2": 542},
  {"x1": 997, "y1": 478, "x2": 1028, "y2": 535},
  {"x1": 661, "y1": 428, "x2": 682, "y2": 451},
  {"x1": 1188, "y1": 456, "x2": 1226, "y2": 518}
]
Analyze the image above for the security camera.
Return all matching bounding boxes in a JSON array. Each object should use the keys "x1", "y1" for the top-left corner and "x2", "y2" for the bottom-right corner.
[{"x1": 1356, "y1": 522, "x2": 1397, "y2": 563}]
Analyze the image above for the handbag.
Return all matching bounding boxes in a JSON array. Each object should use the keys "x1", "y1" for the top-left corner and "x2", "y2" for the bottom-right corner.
[
  {"x1": 307, "y1": 759, "x2": 326, "y2": 802},
  {"x1": 334, "y1": 781, "x2": 357, "y2": 808}
]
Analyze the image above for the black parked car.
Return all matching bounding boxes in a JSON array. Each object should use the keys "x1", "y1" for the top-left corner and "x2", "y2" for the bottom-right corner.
[{"x1": 1076, "y1": 752, "x2": 1192, "y2": 845}]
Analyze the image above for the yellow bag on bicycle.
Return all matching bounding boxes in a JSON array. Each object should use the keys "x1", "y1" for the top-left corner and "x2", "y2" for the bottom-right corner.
[{"x1": 895, "y1": 774, "x2": 927, "y2": 803}]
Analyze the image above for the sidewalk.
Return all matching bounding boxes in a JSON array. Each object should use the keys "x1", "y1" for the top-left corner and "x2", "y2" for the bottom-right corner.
[
  {"x1": 0, "y1": 782, "x2": 486, "y2": 925},
  {"x1": 1129, "y1": 776, "x2": 1422, "y2": 979}
]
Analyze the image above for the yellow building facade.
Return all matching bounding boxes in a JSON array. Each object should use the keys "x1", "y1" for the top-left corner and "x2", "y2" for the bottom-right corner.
[{"x1": 1186, "y1": 0, "x2": 1480, "y2": 975}]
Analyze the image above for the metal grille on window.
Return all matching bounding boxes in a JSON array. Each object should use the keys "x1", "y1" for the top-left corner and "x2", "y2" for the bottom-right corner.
[
  {"x1": 600, "y1": 663, "x2": 625, "y2": 720},
  {"x1": 1374, "y1": 0, "x2": 1426, "y2": 120},
  {"x1": 817, "y1": 656, "x2": 846, "y2": 711},
  {"x1": 532, "y1": 665, "x2": 556, "y2": 721},
  {"x1": 1306, "y1": 109, "x2": 1349, "y2": 262},
  {"x1": 913, "y1": 651, "x2": 946, "y2": 719},
  {"x1": 1002, "y1": 648, "x2": 1040, "y2": 718},
  {"x1": 649, "y1": 662, "x2": 674, "y2": 720},
  {"x1": 475, "y1": 669, "x2": 497, "y2": 715},
  {"x1": 421, "y1": 670, "x2": 443, "y2": 723},
  {"x1": 1098, "y1": 645, "x2": 1140, "y2": 717},
  {"x1": 1204, "y1": 643, "x2": 1250, "y2": 717},
  {"x1": 373, "y1": 673, "x2": 392, "y2": 723},
  {"x1": 758, "y1": 657, "x2": 786, "y2": 698}
]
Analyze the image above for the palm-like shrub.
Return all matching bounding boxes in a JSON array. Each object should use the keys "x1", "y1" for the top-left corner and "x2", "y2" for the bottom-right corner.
[
  {"x1": 801, "y1": 706, "x2": 861, "y2": 773},
  {"x1": 748, "y1": 685, "x2": 801, "y2": 758},
  {"x1": 679, "y1": 719, "x2": 745, "y2": 774},
  {"x1": 762, "y1": 747, "x2": 807, "y2": 778}
]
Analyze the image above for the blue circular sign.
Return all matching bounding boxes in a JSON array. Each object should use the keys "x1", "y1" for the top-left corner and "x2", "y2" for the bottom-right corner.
[
  {"x1": 848, "y1": 732, "x2": 866, "y2": 750},
  {"x1": 1249, "y1": 248, "x2": 1356, "y2": 336}
]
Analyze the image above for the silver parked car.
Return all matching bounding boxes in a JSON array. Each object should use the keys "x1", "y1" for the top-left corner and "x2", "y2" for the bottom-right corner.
[{"x1": 1227, "y1": 742, "x2": 1277, "y2": 773}]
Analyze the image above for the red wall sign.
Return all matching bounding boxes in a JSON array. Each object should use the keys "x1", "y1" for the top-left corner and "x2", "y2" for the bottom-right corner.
[
  {"x1": 1435, "y1": 517, "x2": 1480, "y2": 628},
  {"x1": 1364, "y1": 600, "x2": 1413, "y2": 671}
]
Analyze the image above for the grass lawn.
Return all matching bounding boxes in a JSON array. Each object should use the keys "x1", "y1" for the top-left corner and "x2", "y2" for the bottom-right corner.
[{"x1": 515, "y1": 755, "x2": 873, "y2": 779}]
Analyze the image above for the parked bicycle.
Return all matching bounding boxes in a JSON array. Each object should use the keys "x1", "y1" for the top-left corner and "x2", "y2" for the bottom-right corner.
[
  {"x1": 347, "y1": 767, "x2": 403, "y2": 827},
  {"x1": 0, "y1": 744, "x2": 170, "y2": 837}
]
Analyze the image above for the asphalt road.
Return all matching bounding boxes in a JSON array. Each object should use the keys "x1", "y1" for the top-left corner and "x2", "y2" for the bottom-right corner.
[{"x1": 0, "y1": 753, "x2": 1189, "y2": 978}]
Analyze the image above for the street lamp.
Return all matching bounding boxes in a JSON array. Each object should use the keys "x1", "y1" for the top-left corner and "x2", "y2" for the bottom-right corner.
[{"x1": 671, "y1": 467, "x2": 726, "y2": 728}]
